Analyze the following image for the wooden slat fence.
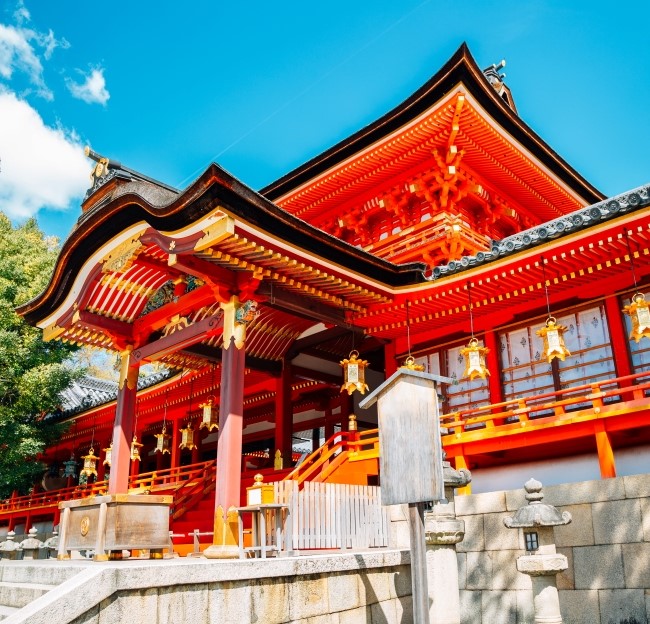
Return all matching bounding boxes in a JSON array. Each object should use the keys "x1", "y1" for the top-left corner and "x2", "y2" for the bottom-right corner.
[{"x1": 273, "y1": 481, "x2": 388, "y2": 552}]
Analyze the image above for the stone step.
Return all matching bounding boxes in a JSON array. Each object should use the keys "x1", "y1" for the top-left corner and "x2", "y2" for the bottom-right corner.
[
  {"x1": 0, "y1": 562, "x2": 88, "y2": 585},
  {"x1": 0, "y1": 604, "x2": 19, "y2": 621},
  {"x1": 0, "y1": 581, "x2": 56, "y2": 608}
]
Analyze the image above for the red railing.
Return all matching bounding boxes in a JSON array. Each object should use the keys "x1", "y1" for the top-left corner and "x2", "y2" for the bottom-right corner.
[
  {"x1": 440, "y1": 371, "x2": 650, "y2": 434},
  {"x1": 283, "y1": 429, "x2": 379, "y2": 486},
  {"x1": 3, "y1": 371, "x2": 649, "y2": 518}
]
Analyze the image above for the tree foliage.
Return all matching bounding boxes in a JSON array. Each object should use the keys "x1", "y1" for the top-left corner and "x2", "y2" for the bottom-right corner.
[{"x1": 0, "y1": 214, "x2": 78, "y2": 498}]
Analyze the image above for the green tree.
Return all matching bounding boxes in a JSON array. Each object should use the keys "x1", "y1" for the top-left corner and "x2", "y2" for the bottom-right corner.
[{"x1": 0, "y1": 214, "x2": 78, "y2": 498}]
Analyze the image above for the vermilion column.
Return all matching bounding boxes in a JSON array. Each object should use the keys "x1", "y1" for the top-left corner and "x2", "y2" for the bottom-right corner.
[
  {"x1": 108, "y1": 347, "x2": 139, "y2": 495},
  {"x1": 171, "y1": 420, "x2": 180, "y2": 471},
  {"x1": 204, "y1": 297, "x2": 249, "y2": 559},
  {"x1": 595, "y1": 420, "x2": 617, "y2": 478},
  {"x1": 384, "y1": 340, "x2": 398, "y2": 377},
  {"x1": 604, "y1": 295, "x2": 633, "y2": 378},
  {"x1": 483, "y1": 329, "x2": 504, "y2": 405},
  {"x1": 274, "y1": 361, "x2": 293, "y2": 468}
]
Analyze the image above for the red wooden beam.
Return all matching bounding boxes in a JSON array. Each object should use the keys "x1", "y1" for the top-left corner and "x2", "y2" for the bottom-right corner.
[
  {"x1": 74, "y1": 310, "x2": 133, "y2": 349},
  {"x1": 132, "y1": 283, "x2": 217, "y2": 344},
  {"x1": 132, "y1": 312, "x2": 224, "y2": 365}
]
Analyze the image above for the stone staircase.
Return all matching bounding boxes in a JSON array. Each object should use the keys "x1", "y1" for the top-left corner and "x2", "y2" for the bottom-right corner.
[{"x1": 0, "y1": 561, "x2": 88, "y2": 622}]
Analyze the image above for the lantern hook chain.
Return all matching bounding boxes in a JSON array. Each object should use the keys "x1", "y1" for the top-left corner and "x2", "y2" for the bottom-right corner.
[
  {"x1": 540, "y1": 256, "x2": 552, "y2": 319},
  {"x1": 467, "y1": 281, "x2": 475, "y2": 338},
  {"x1": 406, "y1": 299, "x2": 412, "y2": 359}
]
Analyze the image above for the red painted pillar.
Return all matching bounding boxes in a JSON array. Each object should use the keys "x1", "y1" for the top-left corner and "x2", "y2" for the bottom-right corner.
[
  {"x1": 594, "y1": 420, "x2": 617, "y2": 478},
  {"x1": 384, "y1": 340, "x2": 398, "y2": 378},
  {"x1": 191, "y1": 433, "x2": 201, "y2": 464},
  {"x1": 324, "y1": 403, "x2": 335, "y2": 440},
  {"x1": 604, "y1": 295, "x2": 633, "y2": 379},
  {"x1": 215, "y1": 336, "x2": 245, "y2": 509},
  {"x1": 108, "y1": 347, "x2": 139, "y2": 495},
  {"x1": 483, "y1": 329, "x2": 504, "y2": 405},
  {"x1": 274, "y1": 361, "x2": 293, "y2": 468},
  {"x1": 171, "y1": 417, "x2": 180, "y2": 472}
]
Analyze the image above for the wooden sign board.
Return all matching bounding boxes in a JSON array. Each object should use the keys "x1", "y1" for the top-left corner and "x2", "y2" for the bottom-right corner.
[{"x1": 359, "y1": 369, "x2": 451, "y2": 506}]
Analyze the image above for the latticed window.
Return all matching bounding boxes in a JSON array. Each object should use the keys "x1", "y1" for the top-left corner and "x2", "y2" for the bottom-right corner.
[
  {"x1": 500, "y1": 324, "x2": 553, "y2": 402},
  {"x1": 555, "y1": 306, "x2": 615, "y2": 388},
  {"x1": 500, "y1": 304, "x2": 615, "y2": 405},
  {"x1": 411, "y1": 342, "x2": 489, "y2": 414}
]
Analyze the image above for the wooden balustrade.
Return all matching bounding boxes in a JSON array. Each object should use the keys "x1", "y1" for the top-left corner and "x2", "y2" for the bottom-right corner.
[{"x1": 2, "y1": 371, "x2": 650, "y2": 520}]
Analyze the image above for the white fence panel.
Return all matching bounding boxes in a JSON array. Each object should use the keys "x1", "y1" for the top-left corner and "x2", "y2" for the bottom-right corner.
[{"x1": 273, "y1": 481, "x2": 388, "y2": 552}]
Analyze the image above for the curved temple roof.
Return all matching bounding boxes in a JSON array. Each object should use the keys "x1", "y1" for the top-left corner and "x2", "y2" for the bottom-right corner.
[{"x1": 261, "y1": 43, "x2": 604, "y2": 220}]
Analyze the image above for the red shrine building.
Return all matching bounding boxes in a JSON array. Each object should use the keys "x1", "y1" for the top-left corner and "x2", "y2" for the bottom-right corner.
[{"x1": 3, "y1": 44, "x2": 650, "y2": 543}]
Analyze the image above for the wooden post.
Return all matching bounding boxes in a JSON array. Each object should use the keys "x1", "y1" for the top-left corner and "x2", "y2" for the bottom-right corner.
[
  {"x1": 360, "y1": 368, "x2": 451, "y2": 624},
  {"x1": 204, "y1": 297, "x2": 249, "y2": 559},
  {"x1": 483, "y1": 329, "x2": 504, "y2": 405},
  {"x1": 604, "y1": 295, "x2": 633, "y2": 378},
  {"x1": 594, "y1": 420, "x2": 616, "y2": 478},
  {"x1": 108, "y1": 347, "x2": 139, "y2": 495},
  {"x1": 171, "y1": 419, "x2": 180, "y2": 470},
  {"x1": 274, "y1": 361, "x2": 293, "y2": 468},
  {"x1": 384, "y1": 340, "x2": 398, "y2": 377},
  {"x1": 409, "y1": 502, "x2": 430, "y2": 623}
]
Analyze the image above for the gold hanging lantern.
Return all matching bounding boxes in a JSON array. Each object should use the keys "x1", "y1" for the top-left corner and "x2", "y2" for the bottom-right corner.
[
  {"x1": 199, "y1": 397, "x2": 219, "y2": 431},
  {"x1": 179, "y1": 424, "x2": 196, "y2": 450},
  {"x1": 80, "y1": 447, "x2": 99, "y2": 479},
  {"x1": 340, "y1": 350, "x2": 369, "y2": 395},
  {"x1": 400, "y1": 355, "x2": 425, "y2": 372},
  {"x1": 623, "y1": 293, "x2": 650, "y2": 342},
  {"x1": 460, "y1": 337, "x2": 491, "y2": 380},
  {"x1": 536, "y1": 317, "x2": 571, "y2": 362},
  {"x1": 130, "y1": 435, "x2": 143, "y2": 462},
  {"x1": 102, "y1": 443, "x2": 112, "y2": 467},
  {"x1": 154, "y1": 426, "x2": 171, "y2": 454}
]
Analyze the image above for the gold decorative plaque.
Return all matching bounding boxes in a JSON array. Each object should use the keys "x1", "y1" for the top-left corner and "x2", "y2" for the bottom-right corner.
[{"x1": 80, "y1": 516, "x2": 90, "y2": 537}]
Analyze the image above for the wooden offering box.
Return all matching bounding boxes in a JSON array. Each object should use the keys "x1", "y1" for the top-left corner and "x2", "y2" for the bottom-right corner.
[{"x1": 58, "y1": 494, "x2": 172, "y2": 561}]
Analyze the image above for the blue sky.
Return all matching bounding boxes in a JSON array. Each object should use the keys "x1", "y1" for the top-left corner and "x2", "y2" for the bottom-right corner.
[{"x1": 1, "y1": 0, "x2": 648, "y2": 241}]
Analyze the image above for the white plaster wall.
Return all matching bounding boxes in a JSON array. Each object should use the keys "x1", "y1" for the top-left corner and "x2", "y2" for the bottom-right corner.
[
  {"x1": 468, "y1": 453, "x2": 601, "y2": 494},
  {"x1": 613, "y1": 443, "x2": 650, "y2": 477}
]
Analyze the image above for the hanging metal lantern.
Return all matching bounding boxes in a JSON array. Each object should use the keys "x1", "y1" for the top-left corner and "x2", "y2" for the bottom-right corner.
[
  {"x1": 154, "y1": 426, "x2": 171, "y2": 454},
  {"x1": 130, "y1": 435, "x2": 143, "y2": 462},
  {"x1": 623, "y1": 293, "x2": 650, "y2": 343},
  {"x1": 340, "y1": 350, "x2": 369, "y2": 395},
  {"x1": 400, "y1": 355, "x2": 425, "y2": 372},
  {"x1": 80, "y1": 447, "x2": 99, "y2": 479},
  {"x1": 536, "y1": 317, "x2": 571, "y2": 362},
  {"x1": 199, "y1": 398, "x2": 219, "y2": 432},
  {"x1": 102, "y1": 443, "x2": 112, "y2": 467},
  {"x1": 460, "y1": 338, "x2": 491, "y2": 380},
  {"x1": 62, "y1": 454, "x2": 77, "y2": 479},
  {"x1": 179, "y1": 424, "x2": 196, "y2": 450}
]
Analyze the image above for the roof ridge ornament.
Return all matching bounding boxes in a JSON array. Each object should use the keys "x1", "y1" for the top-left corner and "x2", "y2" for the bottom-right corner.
[
  {"x1": 84, "y1": 146, "x2": 122, "y2": 192},
  {"x1": 482, "y1": 59, "x2": 517, "y2": 112}
]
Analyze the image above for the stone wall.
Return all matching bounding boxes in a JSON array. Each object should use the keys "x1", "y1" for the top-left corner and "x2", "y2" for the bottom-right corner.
[
  {"x1": 7, "y1": 551, "x2": 412, "y2": 624},
  {"x1": 454, "y1": 473, "x2": 650, "y2": 624}
]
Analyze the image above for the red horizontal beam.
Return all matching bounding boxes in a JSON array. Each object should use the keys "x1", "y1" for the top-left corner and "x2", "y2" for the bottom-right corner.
[{"x1": 132, "y1": 312, "x2": 224, "y2": 365}]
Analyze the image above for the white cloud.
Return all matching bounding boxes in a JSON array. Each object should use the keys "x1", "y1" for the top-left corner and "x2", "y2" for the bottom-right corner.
[
  {"x1": 13, "y1": 1, "x2": 30, "y2": 26},
  {"x1": 0, "y1": 23, "x2": 51, "y2": 98},
  {"x1": 0, "y1": 89, "x2": 89, "y2": 220},
  {"x1": 66, "y1": 68, "x2": 109, "y2": 105}
]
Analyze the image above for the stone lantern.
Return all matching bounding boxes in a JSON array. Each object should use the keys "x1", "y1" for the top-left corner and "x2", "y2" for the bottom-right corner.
[
  {"x1": 504, "y1": 478, "x2": 572, "y2": 624},
  {"x1": 41, "y1": 529, "x2": 59, "y2": 559},
  {"x1": 424, "y1": 455, "x2": 472, "y2": 624},
  {"x1": 0, "y1": 531, "x2": 21, "y2": 560},
  {"x1": 19, "y1": 527, "x2": 43, "y2": 560}
]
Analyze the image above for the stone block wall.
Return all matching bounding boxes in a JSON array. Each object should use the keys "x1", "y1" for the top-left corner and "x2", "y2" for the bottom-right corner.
[
  {"x1": 454, "y1": 473, "x2": 650, "y2": 624},
  {"x1": 8, "y1": 551, "x2": 413, "y2": 624}
]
